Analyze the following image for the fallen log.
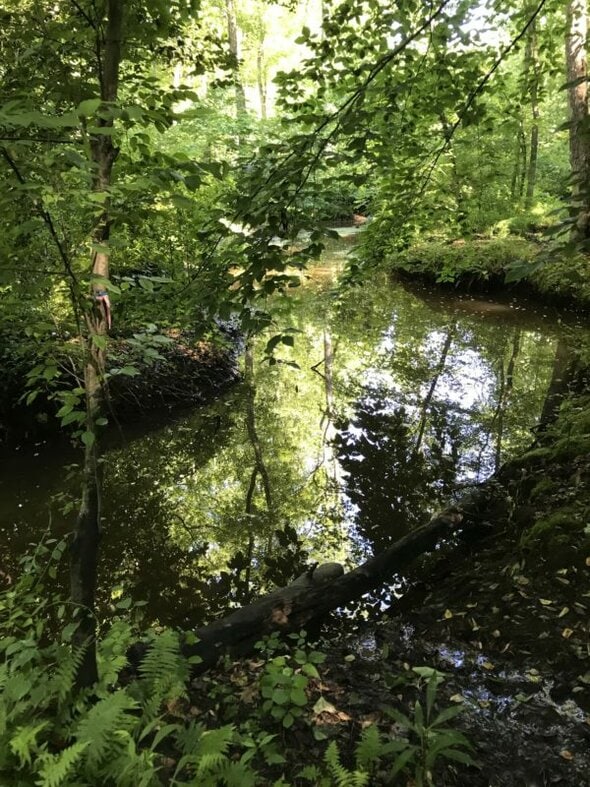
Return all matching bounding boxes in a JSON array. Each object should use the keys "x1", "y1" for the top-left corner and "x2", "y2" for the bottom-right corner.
[{"x1": 183, "y1": 506, "x2": 472, "y2": 672}]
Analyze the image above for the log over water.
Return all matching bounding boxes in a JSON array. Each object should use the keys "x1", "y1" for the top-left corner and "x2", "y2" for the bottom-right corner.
[{"x1": 182, "y1": 505, "x2": 484, "y2": 673}]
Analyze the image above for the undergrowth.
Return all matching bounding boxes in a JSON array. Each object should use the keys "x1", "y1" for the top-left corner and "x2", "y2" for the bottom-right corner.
[{"x1": 0, "y1": 539, "x2": 475, "y2": 785}]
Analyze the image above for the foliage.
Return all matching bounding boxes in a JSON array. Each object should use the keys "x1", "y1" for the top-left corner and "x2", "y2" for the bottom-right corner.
[
  {"x1": 382, "y1": 672, "x2": 477, "y2": 786},
  {"x1": 383, "y1": 237, "x2": 540, "y2": 286},
  {"x1": 256, "y1": 631, "x2": 326, "y2": 729},
  {"x1": 1, "y1": 540, "x2": 478, "y2": 786}
]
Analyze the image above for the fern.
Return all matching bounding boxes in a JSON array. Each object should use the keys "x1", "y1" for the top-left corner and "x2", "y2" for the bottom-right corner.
[
  {"x1": 354, "y1": 724, "x2": 382, "y2": 772},
  {"x1": 136, "y1": 630, "x2": 189, "y2": 720},
  {"x1": 217, "y1": 758, "x2": 257, "y2": 787},
  {"x1": 9, "y1": 721, "x2": 49, "y2": 767},
  {"x1": 324, "y1": 741, "x2": 370, "y2": 787},
  {"x1": 36, "y1": 741, "x2": 89, "y2": 787},
  {"x1": 48, "y1": 644, "x2": 83, "y2": 707},
  {"x1": 75, "y1": 690, "x2": 139, "y2": 769}
]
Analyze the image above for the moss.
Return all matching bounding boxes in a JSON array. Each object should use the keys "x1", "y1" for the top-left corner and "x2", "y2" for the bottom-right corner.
[
  {"x1": 553, "y1": 434, "x2": 590, "y2": 461},
  {"x1": 521, "y1": 506, "x2": 582, "y2": 547},
  {"x1": 529, "y1": 478, "x2": 558, "y2": 502},
  {"x1": 385, "y1": 238, "x2": 590, "y2": 308},
  {"x1": 510, "y1": 447, "x2": 552, "y2": 466},
  {"x1": 387, "y1": 238, "x2": 539, "y2": 287},
  {"x1": 530, "y1": 253, "x2": 590, "y2": 306}
]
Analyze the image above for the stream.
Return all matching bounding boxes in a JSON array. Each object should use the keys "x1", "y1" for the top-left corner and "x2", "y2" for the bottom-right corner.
[
  {"x1": 1, "y1": 232, "x2": 588, "y2": 629},
  {"x1": 3, "y1": 232, "x2": 590, "y2": 784}
]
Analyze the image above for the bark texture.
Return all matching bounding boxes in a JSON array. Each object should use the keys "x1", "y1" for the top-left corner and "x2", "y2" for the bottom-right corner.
[
  {"x1": 70, "y1": 0, "x2": 123, "y2": 689},
  {"x1": 180, "y1": 507, "x2": 478, "y2": 673},
  {"x1": 566, "y1": 0, "x2": 590, "y2": 242}
]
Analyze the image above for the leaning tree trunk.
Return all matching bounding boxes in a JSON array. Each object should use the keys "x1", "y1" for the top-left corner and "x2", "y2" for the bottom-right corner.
[
  {"x1": 566, "y1": 0, "x2": 590, "y2": 243},
  {"x1": 174, "y1": 493, "x2": 505, "y2": 674},
  {"x1": 70, "y1": 0, "x2": 123, "y2": 690}
]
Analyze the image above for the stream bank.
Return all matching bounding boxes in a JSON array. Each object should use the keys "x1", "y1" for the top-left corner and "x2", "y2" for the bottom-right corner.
[
  {"x1": 380, "y1": 236, "x2": 590, "y2": 310},
  {"x1": 0, "y1": 331, "x2": 240, "y2": 445}
]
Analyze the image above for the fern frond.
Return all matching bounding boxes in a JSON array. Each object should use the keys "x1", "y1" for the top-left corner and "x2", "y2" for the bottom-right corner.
[
  {"x1": 217, "y1": 758, "x2": 257, "y2": 787},
  {"x1": 324, "y1": 740, "x2": 369, "y2": 787},
  {"x1": 137, "y1": 630, "x2": 189, "y2": 719},
  {"x1": 355, "y1": 724, "x2": 382, "y2": 771},
  {"x1": 48, "y1": 644, "x2": 81, "y2": 707},
  {"x1": 36, "y1": 741, "x2": 89, "y2": 787},
  {"x1": 195, "y1": 725, "x2": 234, "y2": 762},
  {"x1": 175, "y1": 720, "x2": 206, "y2": 756},
  {"x1": 75, "y1": 690, "x2": 138, "y2": 768},
  {"x1": 9, "y1": 721, "x2": 49, "y2": 767}
]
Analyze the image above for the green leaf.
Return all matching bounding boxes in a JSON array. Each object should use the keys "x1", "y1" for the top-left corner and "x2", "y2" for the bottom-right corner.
[
  {"x1": 290, "y1": 688, "x2": 307, "y2": 707},
  {"x1": 440, "y1": 748, "x2": 478, "y2": 766},
  {"x1": 92, "y1": 334, "x2": 107, "y2": 350},
  {"x1": 81, "y1": 430, "x2": 95, "y2": 448},
  {"x1": 61, "y1": 411, "x2": 85, "y2": 426},
  {"x1": 271, "y1": 689, "x2": 289, "y2": 705},
  {"x1": 388, "y1": 745, "x2": 417, "y2": 780},
  {"x1": 426, "y1": 673, "x2": 438, "y2": 718},
  {"x1": 118, "y1": 366, "x2": 140, "y2": 377},
  {"x1": 77, "y1": 98, "x2": 102, "y2": 117},
  {"x1": 431, "y1": 704, "x2": 465, "y2": 726}
]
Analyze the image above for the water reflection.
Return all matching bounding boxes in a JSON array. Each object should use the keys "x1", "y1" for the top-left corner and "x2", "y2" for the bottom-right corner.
[{"x1": 0, "y1": 237, "x2": 587, "y2": 624}]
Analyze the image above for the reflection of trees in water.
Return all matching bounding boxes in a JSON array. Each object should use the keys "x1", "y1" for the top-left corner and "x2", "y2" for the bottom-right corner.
[
  {"x1": 334, "y1": 390, "x2": 460, "y2": 553},
  {"x1": 333, "y1": 315, "x2": 566, "y2": 555}
]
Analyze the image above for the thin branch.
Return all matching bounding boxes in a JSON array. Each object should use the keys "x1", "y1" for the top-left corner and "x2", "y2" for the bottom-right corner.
[
  {"x1": 1, "y1": 147, "x2": 83, "y2": 331},
  {"x1": 0, "y1": 136, "x2": 81, "y2": 144},
  {"x1": 409, "y1": 0, "x2": 549, "y2": 213},
  {"x1": 67, "y1": 0, "x2": 97, "y2": 30},
  {"x1": 171, "y1": 0, "x2": 454, "y2": 300}
]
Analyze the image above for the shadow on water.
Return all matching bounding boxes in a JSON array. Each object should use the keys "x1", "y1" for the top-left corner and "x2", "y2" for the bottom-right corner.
[{"x1": 1, "y1": 233, "x2": 589, "y2": 627}]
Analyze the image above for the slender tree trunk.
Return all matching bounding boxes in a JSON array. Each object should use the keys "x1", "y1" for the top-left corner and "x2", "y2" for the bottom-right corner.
[
  {"x1": 524, "y1": 21, "x2": 540, "y2": 210},
  {"x1": 70, "y1": 0, "x2": 122, "y2": 690},
  {"x1": 537, "y1": 339, "x2": 577, "y2": 432},
  {"x1": 494, "y1": 329, "x2": 521, "y2": 471},
  {"x1": 519, "y1": 128, "x2": 528, "y2": 200},
  {"x1": 225, "y1": 0, "x2": 247, "y2": 117},
  {"x1": 256, "y1": 41, "x2": 267, "y2": 120},
  {"x1": 510, "y1": 120, "x2": 525, "y2": 201},
  {"x1": 440, "y1": 115, "x2": 467, "y2": 232},
  {"x1": 244, "y1": 342, "x2": 275, "y2": 558},
  {"x1": 413, "y1": 327, "x2": 454, "y2": 456},
  {"x1": 566, "y1": 0, "x2": 590, "y2": 242}
]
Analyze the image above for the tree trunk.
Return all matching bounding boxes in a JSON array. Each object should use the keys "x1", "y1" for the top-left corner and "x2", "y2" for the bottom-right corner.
[
  {"x1": 524, "y1": 21, "x2": 540, "y2": 210},
  {"x1": 494, "y1": 329, "x2": 521, "y2": 471},
  {"x1": 413, "y1": 327, "x2": 454, "y2": 456},
  {"x1": 566, "y1": 0, "x2": 590, "y2": 242},
  {"x1": 537, "y1": 339, "x2": 577, "y2": 433},
  {"x1": 180, "y1": 505, "x2": 482, "y2": 673},
  {"x1": 70, "y1": 0, "x2": 122, "y2": 690},
  {"x1": 256, "y1": 41, "x2": 267, "y2": 120},
  {"x1": 225, "y1": 0, "x2": 247, "y2": 117}
]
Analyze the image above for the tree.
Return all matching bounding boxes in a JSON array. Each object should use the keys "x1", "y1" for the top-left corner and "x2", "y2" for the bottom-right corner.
[{"x1": 565, "y1": 0, "x2": 590, "y2": 242}]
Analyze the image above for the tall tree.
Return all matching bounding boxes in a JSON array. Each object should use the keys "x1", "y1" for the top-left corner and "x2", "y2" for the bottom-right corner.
[
  {"x1": 566, "y1": 0, "x2": 590, "y2": 242},
  {"x1": 524, "y1": 18, "x2": 541, "y2": 209},
  {"x1": 70, "y1": 0, "x2": 123, "y2": 689}
]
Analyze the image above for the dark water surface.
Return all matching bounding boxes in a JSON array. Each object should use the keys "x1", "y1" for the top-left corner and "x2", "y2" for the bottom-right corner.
[{"x1": 1, "y1": 235, "x2": 587, "y2": 625}]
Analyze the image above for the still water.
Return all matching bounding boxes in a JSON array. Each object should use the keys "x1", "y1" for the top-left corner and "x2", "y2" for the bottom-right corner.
[{"x1": 1, "y1": 235, "x2": 587, "y2": 625}]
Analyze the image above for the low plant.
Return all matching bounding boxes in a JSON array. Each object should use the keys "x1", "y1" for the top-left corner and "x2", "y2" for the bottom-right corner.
[
  {"x1": 256, "y1": 630, "x2": 326, "y2": 729},
  {"x1": 383, "y1": 671, "x2": 477, "y2": 786},
  {"x1": 1, "y1": 542, "x2": 476, "y2": 786}
]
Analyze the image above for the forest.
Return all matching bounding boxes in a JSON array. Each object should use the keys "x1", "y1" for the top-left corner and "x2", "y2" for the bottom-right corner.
[{"x1": 1, "y1": 0, "x2": 590, "y2": 784}]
